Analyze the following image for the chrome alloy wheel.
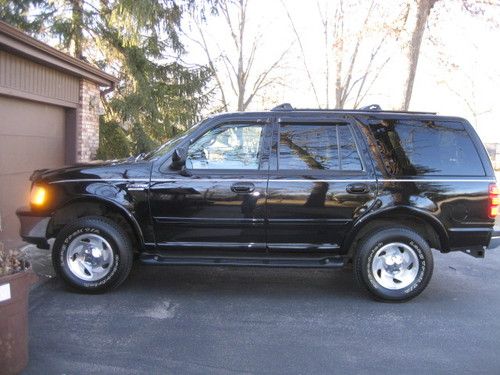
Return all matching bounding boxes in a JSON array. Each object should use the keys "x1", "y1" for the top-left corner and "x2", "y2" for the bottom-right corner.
[
  {"x1": 66, "y1": 233, "x2": 115, "y2": 281},
  {"x1": 371, "y1": 242, "x2": 420, "y2": 290}
]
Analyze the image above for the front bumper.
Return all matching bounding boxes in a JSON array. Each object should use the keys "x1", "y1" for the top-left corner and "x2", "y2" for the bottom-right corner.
[{"x1": 16, "y1": 207, "x2": 51, "y2": 249}]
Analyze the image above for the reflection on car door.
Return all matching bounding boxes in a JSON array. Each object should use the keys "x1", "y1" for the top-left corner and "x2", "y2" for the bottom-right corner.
[
  {"x1": 149, "y1": 119, "x2": 271, "y2": 251},
  {"x1": 266, "y1": 118, "x2": 377, "y2": 252}
]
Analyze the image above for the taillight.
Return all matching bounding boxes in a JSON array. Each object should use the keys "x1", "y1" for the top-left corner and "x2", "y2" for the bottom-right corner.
[{"x1": 489, "y1": 183, "x2": 499, "y2": 219}]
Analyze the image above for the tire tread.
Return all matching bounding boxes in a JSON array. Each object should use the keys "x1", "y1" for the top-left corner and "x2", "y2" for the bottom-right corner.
[
  {"x1": 52, "y1": 216, "x2": 134, "y2": 293},
  {"x1": 353, "y1": 226, "x2": 434, "y2": 302}
]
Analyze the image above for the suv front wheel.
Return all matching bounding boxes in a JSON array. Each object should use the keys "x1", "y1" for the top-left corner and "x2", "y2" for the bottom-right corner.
[
  {"x1": 52, "y1": 217, "x2": 133, "y2": 293},
  {"x1": 354, "y1": 227, "x2": 434, "y2": 302}
]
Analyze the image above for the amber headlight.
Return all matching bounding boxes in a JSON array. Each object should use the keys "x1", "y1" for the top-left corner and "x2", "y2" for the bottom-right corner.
[{"x1": 30, "y1": 185, "x2": 47, "y2": 207}]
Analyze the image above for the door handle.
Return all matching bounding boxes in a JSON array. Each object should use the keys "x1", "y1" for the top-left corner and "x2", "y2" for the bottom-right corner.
[
  {"x1": 231, "y1": 182, "x2": 255, "y2": 194},
  {"x1": 346, "y1": 183, "x2": 369, "y2": 194},
  {"x1": 127, "y1": 183, "x2": 149, "y2": 191}
]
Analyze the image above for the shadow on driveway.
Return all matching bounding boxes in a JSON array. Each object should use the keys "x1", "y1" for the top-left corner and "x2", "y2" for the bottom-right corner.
[{"x1": 25, "y1": 248, "x2": 500, "y2": 374}]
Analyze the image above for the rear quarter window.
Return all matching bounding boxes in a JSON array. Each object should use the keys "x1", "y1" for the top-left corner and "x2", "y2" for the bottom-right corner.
[{"x1": 367, "y1": 119, "x2": 485, "y2": 177}]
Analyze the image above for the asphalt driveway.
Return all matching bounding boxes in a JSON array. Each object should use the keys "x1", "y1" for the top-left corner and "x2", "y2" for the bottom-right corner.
[{"x1": 23, "y1": 245, "x2": 500, "y2": 374}]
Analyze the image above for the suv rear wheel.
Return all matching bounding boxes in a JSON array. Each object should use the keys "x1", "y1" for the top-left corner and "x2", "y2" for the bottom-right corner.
[
  {"x1": 52, "y1": 217, "x2": 133, "y2": 293},
  {"x1": 354, "y1": 227, "x2": 434, "y2": 302}
]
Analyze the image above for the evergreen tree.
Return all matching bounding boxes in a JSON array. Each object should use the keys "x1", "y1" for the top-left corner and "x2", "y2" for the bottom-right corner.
[{"x1": 0, "y1": 0, "x2": 213, "y2": 157}]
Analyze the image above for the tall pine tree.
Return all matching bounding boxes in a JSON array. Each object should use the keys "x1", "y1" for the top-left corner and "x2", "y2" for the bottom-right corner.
[{"x1": 0, "y1": 0, "x2": 213, "y2": 158}]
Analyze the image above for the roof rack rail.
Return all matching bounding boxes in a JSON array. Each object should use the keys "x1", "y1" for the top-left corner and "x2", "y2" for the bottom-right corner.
[
  {"x1": 271, "y1": 103, "x2": 294, "y2": 111},
  {"x1": 270, "y1": 102, "x2": 436, "y2": 115},
  {"x1": 359, "y1": 104, "x2": 381, "y2": 111}
]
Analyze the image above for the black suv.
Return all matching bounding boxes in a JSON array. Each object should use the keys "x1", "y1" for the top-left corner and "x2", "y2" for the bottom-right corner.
[{"x1": 17, "y1": 104, "x2": 500, "y2": 301}]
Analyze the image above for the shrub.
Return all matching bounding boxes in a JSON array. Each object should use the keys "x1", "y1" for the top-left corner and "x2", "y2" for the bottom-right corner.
[{"x1": 0, "y1": 243, "x2": 28, "y2": 277}]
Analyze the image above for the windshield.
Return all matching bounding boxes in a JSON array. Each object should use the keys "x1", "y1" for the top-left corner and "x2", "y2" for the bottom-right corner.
[{"x1": 143, "y1": 120, "x2": 207, "y2": 161}]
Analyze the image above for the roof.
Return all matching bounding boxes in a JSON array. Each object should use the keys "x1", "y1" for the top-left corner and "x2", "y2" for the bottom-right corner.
[
  {"x1": 208, "y1": 105, "x2": 463, "y2": 124},
  {"x1": 0, "y1": 21, "x2": 117, "y2": 87},
  {"x1": 270, "y1": 103, "x2": 437, "y2": 115}
]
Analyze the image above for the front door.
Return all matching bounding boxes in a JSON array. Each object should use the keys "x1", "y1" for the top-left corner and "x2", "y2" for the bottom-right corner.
[
  {"x1": 266, "y1": 117, "x2": 377, "y2": 252},
  {"x1": 150, "y1": 119, "x2": 270, "y2": 251}
]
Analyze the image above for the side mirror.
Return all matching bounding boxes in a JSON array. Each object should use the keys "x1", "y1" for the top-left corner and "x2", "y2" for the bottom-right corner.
[{"x1": 170, "y1": 147, "x2": 188, "y2": 170}]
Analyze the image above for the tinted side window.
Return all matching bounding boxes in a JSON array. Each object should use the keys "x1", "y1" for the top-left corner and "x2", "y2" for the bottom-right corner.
[
  {"x1": 278, "y1": 124, "x2": 363, "y2": 171},
  {"x1": 186, "y1": 124, "x2": 264, "y2": 170},
  {"x1": 368, "y1": 120, "x2": 485, "y2": 176}
]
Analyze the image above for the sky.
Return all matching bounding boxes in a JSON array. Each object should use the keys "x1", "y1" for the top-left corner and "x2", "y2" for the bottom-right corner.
[{"x1": 182, "y1": 0, "x2": 500, "y2": 144}]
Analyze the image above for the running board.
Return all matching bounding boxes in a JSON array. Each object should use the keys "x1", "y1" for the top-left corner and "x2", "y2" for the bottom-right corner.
[{"x1": 139, "y1": 254, "x2": 346, "y2": 268}]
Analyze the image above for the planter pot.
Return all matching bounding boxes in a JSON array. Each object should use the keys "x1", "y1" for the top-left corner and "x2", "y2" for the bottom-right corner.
[{"x1": 0, "y1": 267, "x2": 37, "y2": 375}]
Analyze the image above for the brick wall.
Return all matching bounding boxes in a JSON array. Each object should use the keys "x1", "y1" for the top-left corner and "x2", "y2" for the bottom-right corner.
[{"x1": 76, "y1": 79, "x2": 100, "y2": 162}]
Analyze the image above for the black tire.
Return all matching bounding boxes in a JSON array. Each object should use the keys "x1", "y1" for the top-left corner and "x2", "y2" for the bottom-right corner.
[
  {"x1": 354, "y1": 227, "x2": 434, "y2": 302},
  {"x1": 52, "y1": 216, "x2": 133, "y2": 293}
]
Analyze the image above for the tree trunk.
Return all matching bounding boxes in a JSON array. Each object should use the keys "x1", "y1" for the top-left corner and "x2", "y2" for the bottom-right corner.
[
  {"x1": 335, "y1": 58, "x2": 343, "y2": 109},
  {"x1": 71, "y1": 0, "x2": 84, "y2": 60},
  {"x1": 399, "y1": 0, "x2": 438, "y2": 111},
  {"x1": 237, "y1": 0, "x2": 245, "y2": 111}
]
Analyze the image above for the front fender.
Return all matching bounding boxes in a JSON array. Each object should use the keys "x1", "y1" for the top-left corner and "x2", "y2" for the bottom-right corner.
[{"x1": 50, "y1": 194, "x2": 146, "y2": 246}]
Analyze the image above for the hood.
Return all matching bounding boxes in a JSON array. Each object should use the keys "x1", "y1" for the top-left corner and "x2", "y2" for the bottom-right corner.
[{"x1": 31, "y1": 159, "x2": 152, "y2": 183}]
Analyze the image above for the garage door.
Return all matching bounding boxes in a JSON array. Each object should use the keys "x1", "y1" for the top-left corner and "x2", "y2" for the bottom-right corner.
[{"x1": 0, "y1": 96, "x2": 65, "y2": 243}]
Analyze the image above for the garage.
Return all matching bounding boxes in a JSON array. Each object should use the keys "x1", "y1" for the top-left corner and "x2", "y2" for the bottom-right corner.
[
  {"x1": 0, "y1": 97, "x2": 66, "y2": 240},
  {"x1": 0, "y1": 21, "x2": 116, "y2": 245}
]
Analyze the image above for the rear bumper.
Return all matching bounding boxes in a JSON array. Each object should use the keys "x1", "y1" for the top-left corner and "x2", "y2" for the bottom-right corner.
[
  {"x1": 16, "y1": 207, "x2": 51, "y2": 249},
  {"x1": 488, "y1": 229, "x2": 500, "y2": 250}
]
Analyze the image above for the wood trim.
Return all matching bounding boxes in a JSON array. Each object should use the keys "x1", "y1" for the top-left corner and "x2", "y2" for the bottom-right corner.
[
  {"x1": 65, "y1": 108, "x2": 77, "y2": 164},
  {"x1": 0, "y1": 86, "x2": 78, "y2": 108},
  {"x1": 0, "y1": 21, "x2": 117, "y2": 87}
]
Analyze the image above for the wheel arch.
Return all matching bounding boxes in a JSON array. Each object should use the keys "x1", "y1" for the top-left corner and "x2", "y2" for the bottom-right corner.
[
  {"x1": 47, "y1": 196, "x2": 145, "y2": 249},
  {"x1": 344, "y1": 206, "x2": 449, "y2": 257}
]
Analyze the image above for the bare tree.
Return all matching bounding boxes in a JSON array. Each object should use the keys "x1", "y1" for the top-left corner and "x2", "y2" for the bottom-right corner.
[
  {"x1": 281, "y1": 0, "x2": 322, "y2": 107},
  {"x1": 398, "y1": 0, "x2": 439, "y2": 110},
  {"x1": 282, "y1": 0, "x2": 408, "y2": 109},
  {"x1": 190, "y1": 18, "x2": 230, "y2": 112},
  {"x1": 444, "y1": 80, "x2": 492, "y2": 129},
  {"x1": 399, "y1": 0, "x2": 500, "y2": 111},
  {"x1": 332, "y1": 0, "x2": 380, "y2": 109},
  {"x1": 191, "y1": 0, "x2": 290, "y2": 111},
  {"x1": 433, "y1": 38, "x2": 495, "y2": 129},
  {"x1": 318, "y1": 1, "x2": 330, "y2": 108}
]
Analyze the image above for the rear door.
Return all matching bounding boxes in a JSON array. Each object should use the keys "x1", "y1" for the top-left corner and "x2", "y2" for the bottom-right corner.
[{"x1": 266, "y1": 115, "x2": 377, "y2": 252}]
